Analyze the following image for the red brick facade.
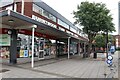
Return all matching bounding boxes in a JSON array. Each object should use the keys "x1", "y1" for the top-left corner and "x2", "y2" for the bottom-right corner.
[{"x1": 114, "y1": 35, "x2": 120, "y2": 48}]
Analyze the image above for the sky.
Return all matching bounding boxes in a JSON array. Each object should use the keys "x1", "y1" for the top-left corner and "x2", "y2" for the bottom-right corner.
[{"x1": 42, "y1": 0, "x2": 119, "y2": 35}]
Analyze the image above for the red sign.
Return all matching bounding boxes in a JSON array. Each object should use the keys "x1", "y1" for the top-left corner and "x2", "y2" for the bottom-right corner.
[{"x1": 0, "y1": 28, "x2": 56, "y2": 39}]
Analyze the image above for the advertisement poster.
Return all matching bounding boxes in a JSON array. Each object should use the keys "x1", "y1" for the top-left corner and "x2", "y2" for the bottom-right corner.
[
  {"x1": 20, "y1": 50, "x2": 24, "y2": 57},
  {"x1": 24, "y1": 50, "x2": 28, "y2": 57},
  {"x1": 29, "y1": 50, "x2": 32, "y2": 57},
  {"x1": 0, "y1": 34, "x2": 10, "y2": 46}
]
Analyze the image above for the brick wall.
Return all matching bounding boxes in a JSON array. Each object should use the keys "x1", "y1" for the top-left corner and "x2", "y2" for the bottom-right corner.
[{"x1": 114, "y1": 35, "x2": 120, "y2": 48}]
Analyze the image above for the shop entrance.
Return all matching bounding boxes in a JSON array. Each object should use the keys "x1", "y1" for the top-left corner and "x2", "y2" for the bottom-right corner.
[
  {"x1": 38, "y1": 38, "x2": 45, "y2": 60},
  {"x1": 17, "y1": 34, "x2": 56, "y2": 61}
]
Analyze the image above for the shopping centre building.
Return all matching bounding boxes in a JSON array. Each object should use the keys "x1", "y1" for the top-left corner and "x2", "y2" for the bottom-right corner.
[{"x1": 0, "y1": 0, "x2": 88, "y2": 67}]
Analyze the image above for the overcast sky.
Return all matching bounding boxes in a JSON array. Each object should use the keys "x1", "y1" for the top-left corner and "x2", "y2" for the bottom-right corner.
[{"x1": 43, "y1": 0, "x2": 119, "y2": 35}]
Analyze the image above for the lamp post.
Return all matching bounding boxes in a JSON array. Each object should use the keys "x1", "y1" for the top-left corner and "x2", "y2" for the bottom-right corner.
[
  {"x1": 106, "y1": 31, "x2": 108, "y2": 58},
  {"x1": 107, "y1": 42, "x2": 112, "y2": 55}
]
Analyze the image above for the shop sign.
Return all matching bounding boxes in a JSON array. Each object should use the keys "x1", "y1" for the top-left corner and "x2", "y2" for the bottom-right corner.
[
  {"x1": 32, "y1": 15, "x2": 57, "y2": 28},
  {"x1": 0, "y1": 34, "x2": 10, "y2": 46}
]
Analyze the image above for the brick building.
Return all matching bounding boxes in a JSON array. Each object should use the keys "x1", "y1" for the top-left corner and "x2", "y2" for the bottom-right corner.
[{"x1": 114, "y1": 35, "x2": 120, "y2": 48}]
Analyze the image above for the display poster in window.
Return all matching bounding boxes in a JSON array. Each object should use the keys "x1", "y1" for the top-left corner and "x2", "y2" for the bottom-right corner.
[
  {"x1": 29, "y1": 50, "x2": 32, "y2": 57},
  {"x1": 24, "y1": 50, "x2": 28, "y2": 57},
  {"x1": 20, "y1": 50, "x2": 24, "y2": 57}
]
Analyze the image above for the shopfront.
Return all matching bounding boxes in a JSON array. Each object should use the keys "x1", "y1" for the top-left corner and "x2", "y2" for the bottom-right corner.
[
  {"x1": 0, "y1": 29, "x2": 57, "y2": 60},
  {"x1": 18, "y1": 34, "x2": 57, "y2": 59},
  {"x1": 0, "y1": 1, "x2": 88, "y2": 67}
]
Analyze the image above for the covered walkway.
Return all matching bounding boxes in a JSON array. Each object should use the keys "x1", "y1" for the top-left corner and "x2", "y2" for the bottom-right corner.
[{"x1": 0, "y1": 10, "x2": 88, "y2": 68}]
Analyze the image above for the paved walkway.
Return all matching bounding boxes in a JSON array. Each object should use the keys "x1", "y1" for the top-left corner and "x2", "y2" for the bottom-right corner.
[
  {"x1": 1, "y1": 64, "x2": 60, "y2": 78},
  {"x1": 33, "y1": 52, "x2": 118, "y2": 78},
  {"x1": 0, "y1": 51, "x2": 119, "y2": 78}
]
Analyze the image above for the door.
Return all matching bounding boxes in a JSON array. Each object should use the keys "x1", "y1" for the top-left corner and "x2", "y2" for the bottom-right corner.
[{"x1": 38, "y1": 39, "x2": 45, "y2": 60}]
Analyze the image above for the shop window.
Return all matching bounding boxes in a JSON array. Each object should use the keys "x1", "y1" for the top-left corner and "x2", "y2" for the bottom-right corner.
[
  {"x1": 70, "y1": 27, "x2": 77, "y2": 33},
  {"x1": 33, "y1": 4, "x2": 56, "y2": 22},
  {"x1": 43, "y1": 10, "x2": 49, "y2": 18},
  {"x1": 49, "y1": 14, "x2": 56, "y2": 22},
  {"x1": 43, "y1": 11, "x2": 56, "y2": 22},
  {"x1": 33, "y1": 4, "x2": 43, "y2": 15},
  {"x1": 58, "y1": 19, "x2": 69, "y2": 29},
  {"x1": 58, "y1": 27, "x2": 65, "y2": 32}
]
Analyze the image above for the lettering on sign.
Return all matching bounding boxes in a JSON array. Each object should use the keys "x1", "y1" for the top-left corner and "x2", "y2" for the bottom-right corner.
[{"x1": 32, "y1": 15, "x2": 57, "y2": 28}]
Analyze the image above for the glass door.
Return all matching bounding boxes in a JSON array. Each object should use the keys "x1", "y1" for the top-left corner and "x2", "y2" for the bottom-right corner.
[{"x1": 38, "y1": 38, "x2": 45, "y2": 60}]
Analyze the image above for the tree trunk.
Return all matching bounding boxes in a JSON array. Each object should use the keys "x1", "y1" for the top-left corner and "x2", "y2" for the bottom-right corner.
[
  {"x1": 87, "y1": 33, "x2": 96, "y2": 57},
  {"x1": 87, "y1": 42, "x2": 92, "y2": 57}
]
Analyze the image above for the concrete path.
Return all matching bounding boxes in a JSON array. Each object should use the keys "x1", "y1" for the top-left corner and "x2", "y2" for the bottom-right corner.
[
  {"x1": 33, "y1": 52, "x2": 118, "y2": 78},
  {"x1": 1, "y1": 64, "x2": 61, "y2": 78}
]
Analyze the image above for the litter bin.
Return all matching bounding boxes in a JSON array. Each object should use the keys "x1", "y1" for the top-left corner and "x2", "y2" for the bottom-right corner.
[{"x1": 93, "y1": 52, "x2": 97, "y2": 59}]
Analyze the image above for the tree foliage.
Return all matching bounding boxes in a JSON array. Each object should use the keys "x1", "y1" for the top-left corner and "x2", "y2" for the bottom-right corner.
[
  {"x1": 73, "y1": 1, "x2": 115, "y2": 54},
  {"x1": 94, "y1": 35, "x2": 105, "y2": 48},
  {"x1": 94, "y1": 34, "x2": 115, "y2": 48}
]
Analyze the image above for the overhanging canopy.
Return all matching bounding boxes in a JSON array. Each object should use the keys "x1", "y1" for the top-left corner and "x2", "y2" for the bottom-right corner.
[{"x1": 0, "y1": 10, "x2": 88, "y2": 42}]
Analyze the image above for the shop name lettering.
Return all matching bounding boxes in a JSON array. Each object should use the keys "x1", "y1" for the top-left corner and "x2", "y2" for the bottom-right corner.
[{"x1": 32, "y1": 15, "x2": 56, "y2": 28}]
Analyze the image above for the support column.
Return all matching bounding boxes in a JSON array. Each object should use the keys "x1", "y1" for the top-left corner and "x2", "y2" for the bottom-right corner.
[
  {"x1": 55, "y1": 40, "x2": 58, "y2": 58},
  {"x1": 68, "y1": 37, "x2": 70, "y2": 59},
  {"x1": 78, "y1": 42, "x2": 80, "y2": 56},
  {"x1": 83, "y1": 42, "x2": 86, "y2": 58},
  {"x1": 10, "y1": 29, "x2": 17, "y2": 64},
  {"x1": 31, "y1": 25, "x2": 37, "y2": 68}
]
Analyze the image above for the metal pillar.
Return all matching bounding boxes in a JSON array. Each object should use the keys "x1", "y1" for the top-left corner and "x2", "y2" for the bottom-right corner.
[
  {"x1": 10, "y1": 29, "x2": 17, "y2": 64},
  {"x1": 78, "y1": 42, "x2": 80, "y2": 56},
  {"x1": 68, "y1": 37, "x2": 70, "y2": 59},
  {"x1": 31, "y1": 25, "x2": 37, "y2": 68},
  {"x1": 55, "y1": 40, "x2": 58, "y2": 58},
  {"x1": 106, "y1": 31, "x2": 108, "y2": 58},
  {"x1": 84, "y1": 42, "x2": 86, "y2": 53},
  {"x1": 83, "y1": 42, "x2": 86, "y2": 58}
]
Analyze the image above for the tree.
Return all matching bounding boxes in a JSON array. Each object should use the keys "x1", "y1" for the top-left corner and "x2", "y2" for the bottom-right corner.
[
  {"x1": 94, "y1": 34, "x2": 115, "y2": 49},
  {"x1": 73, "y1": 1, "x2": 115, "y2": 55},
  {"x1": 94, "y1": 35, "x2": 105, "y2": 48}
]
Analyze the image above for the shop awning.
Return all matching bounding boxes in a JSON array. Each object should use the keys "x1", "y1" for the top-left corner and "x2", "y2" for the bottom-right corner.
[{"x1": 0, "y1": 10, "x2": 88, "y2": 42}]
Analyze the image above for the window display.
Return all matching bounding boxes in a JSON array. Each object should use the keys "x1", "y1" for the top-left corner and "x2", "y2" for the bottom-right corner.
[{"x1": 0, "y1": 47, "x2": 9, "y2": 58}]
